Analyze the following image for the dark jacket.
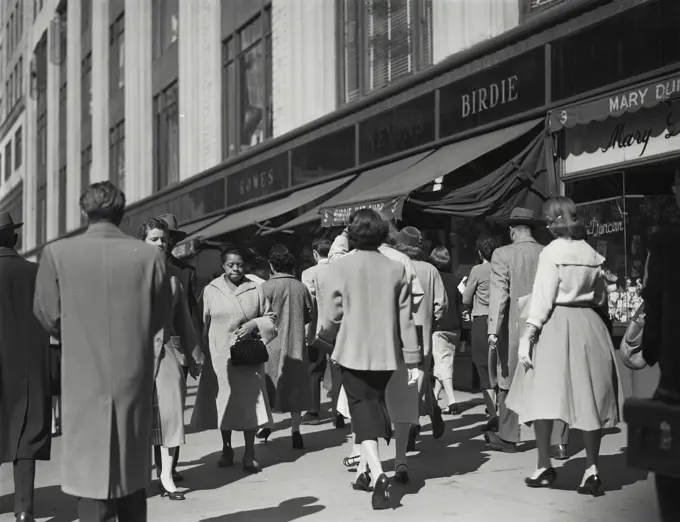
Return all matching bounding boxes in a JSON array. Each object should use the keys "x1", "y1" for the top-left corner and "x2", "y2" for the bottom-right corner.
[
  {"x1": 439, "y1": 272, "x2": 463, "y2": 332},
  {"x1": 0, "y1": 247, "x2": 51, "y2": 463},
  {"x1": 169, "y1": 255, "x2": 197, "y2": 316},
  {"x1": 642, "y1": 227, "x2": 680, "y2": 396}
]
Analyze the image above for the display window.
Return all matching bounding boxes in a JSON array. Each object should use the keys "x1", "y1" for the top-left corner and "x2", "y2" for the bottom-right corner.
[{"x1": 565, "y1": 160, "x2": 680, "y2": 332}]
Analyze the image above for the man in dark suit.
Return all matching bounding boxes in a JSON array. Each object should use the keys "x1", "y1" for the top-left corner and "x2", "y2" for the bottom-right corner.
[
  {"x1": 157, "y1": 214, "x2": 204, "y2": 482},
  {"x1": 0, "y1": 211, "x2": 51, "y2": 522},
  {"x1": 642, "y1": 170, "x2": 680, "y2": 522}
]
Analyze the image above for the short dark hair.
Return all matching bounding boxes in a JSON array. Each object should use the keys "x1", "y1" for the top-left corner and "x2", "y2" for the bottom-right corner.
[
  {"x1": 269, "y1": 244, "x2": 296, "y2": 274},
  {"x1": 136, "y1": 217, "x2": 168, "y2": 241},
  {"x1": 80, "y1": 181, "x2": 126, "y2": 225},
  {"x1": 429, "y1": 246, "x2": 451, "y2": 271},
  {"x1": 221, "y1": 248, "x2": 244, "y2": 265},
  {"x1": 0, "y1": 228, "x2": 17, "y2": 248},
  {"x1": 476, "y1": 237, "x2": 498, "y2": 262},
  {"x1": 243, "y1": 247, "x2": 267, "y2": 270},
  {"x1": 544, "y1": 197, "x2": 583, "y2": 239},
  {"x1": 311, "y1": 238, "x2": 331, "y2": 258},
  {"x1": 348, "y1": 209, "x2": 388, "y2": 250}
]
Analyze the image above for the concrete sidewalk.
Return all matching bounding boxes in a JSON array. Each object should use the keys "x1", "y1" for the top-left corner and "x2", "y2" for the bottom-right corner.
[{"x1": 1, "y1": 382, "x2": 659, "y2": 522}]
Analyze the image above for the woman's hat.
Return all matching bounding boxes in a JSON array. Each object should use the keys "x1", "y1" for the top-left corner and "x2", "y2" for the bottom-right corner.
[
  {"x1": 396, "y1": 226, "x2": 423, "y2": 249},
  {"x1": 0, "y1": 211, "x2": 23, "y2": 231},
  {"x1": 158, "y1": 213, "x2": 187, "y2": 240}
]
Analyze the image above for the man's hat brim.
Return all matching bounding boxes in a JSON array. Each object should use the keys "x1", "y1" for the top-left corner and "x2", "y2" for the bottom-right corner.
[
  {"x1": 168, "y1": 229, "x2": 188, "y2": 240},
  {"x1": 0, "y1": 221, "x2": 23, "y2": 231}
]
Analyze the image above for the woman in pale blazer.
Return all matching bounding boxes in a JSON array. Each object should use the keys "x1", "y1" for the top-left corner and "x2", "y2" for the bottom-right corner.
[
  {"x1": 138, "y1": 217, "x2": 200, "y2": 501},
  {"x1": 507, "y1": 197, "x2": 622, "y2": 496},
  {"x1": 318, "y1": 209, "x2": 420, "y2": 511}
]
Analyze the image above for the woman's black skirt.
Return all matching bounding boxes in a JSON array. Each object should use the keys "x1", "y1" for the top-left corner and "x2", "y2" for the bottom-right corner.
[
  {"x1": 49, "y1": 345, "x2": 62, "y2": 396},
  {"x1": 341, "y1": 367, "x2": 393, "y2": 444},
  {"x1": 471, "y1": 315, "x2": 492, "y2": 390}
]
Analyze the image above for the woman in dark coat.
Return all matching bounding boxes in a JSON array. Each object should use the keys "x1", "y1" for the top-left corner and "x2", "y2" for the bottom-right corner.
[
  {"x1": 258, "y1": 245, "x2": 314, "y2": 448},
  {"x1": 0, "y1": 214, "x2": 51, "y2": 521}
]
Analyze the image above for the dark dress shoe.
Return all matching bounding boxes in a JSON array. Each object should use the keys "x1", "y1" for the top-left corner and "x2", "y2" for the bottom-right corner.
[
  {"x1": 172, "y1": 470, "x2": 184, "y2": 482},
  {"x1": 481, "y1": 417, "x2": 499, "y2": 433},
  {"x1": 16, "y1": 513, "x2": 35, "y2": 522},
  {"x1": 431, "y1": 409, "x2": 445, "y2": 439},
  {"x1": 484, "y1": 431, "x2": 518, "y2": 453},
  {"x1": 351, "y1": 472, "x2": 373, "y2": 492},
  {"x1": 524, "y1": 467, "x2": 557, "y2": 488},
  {"x1": 335, "y1": 414, "x2": 346, "y2": 429},
  {"x1": 301, "y1": 412, "x2": 321, "y2": 426},
  {"x1": 292, "y1": 431, "x2": 304, "y2": 450},
  {"x1": 577, "y1": 474, "x2": 603, "y2": 497},
  {"x1": 371, "y1": 474, "x2": 391, "y2": 510},
  {"x1": 394, "y1": 464, "x2": 410, "y2": 485},
  {"x1": 550, "y1": 444, "x2": 568, "y2": 460}
]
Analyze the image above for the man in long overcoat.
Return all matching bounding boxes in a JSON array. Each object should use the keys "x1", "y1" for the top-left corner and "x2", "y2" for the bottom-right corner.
[
  {"x1": 0, "y1": 211, "x2": 51, "y2": 522},
  {"x1": 486, "y1": 208, "x2": 569, "y2": 455},
  {"x1": 33, "y1": 182, "x2": 171, "y2": 522}
]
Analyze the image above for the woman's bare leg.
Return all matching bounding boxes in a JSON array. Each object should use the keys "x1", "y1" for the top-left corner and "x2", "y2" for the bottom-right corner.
[
  {"x1": 159, "y1": 447, "x2": 179, "y2": 492},
  {"x1": 360, "y1": 439, "x2": 384, "y2": 485}
]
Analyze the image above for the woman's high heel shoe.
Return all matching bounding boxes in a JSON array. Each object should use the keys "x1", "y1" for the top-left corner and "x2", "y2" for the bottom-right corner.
[
  {"x1": 257, "y1": 428, "x2": 271, "y2": 443},
  {"x1": 158, "y1": 483, "x2": 186, "y2": 501},
  {"x1": 577, "y1": 474, "x2": 603, "y2": 497},
  {"x1": 524, "y1": 467, "x2": 557, "y2": 488},
  {"x1": 394, "y1": 464, "x2": 410, "y2": 485},
  {"x1": 217, "y1": 446, "x2": 235, "y2": 468},
  {"x1": 371, "y1": 474, "x2": 391, "y2": 510},
  {"x1": 351, "y1": 472, "x2": 373, "y2": 492},
  {"x1": 292, "y1": 431, "x2": 304, "y2": 450}
]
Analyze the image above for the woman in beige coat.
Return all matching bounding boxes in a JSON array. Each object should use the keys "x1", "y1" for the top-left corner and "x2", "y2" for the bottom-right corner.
[
  {"x1": 191, "y1": 249, "x2": 277, "y2": 473},
  {"x1": 138, "y1": 217, "x2": 199, "y2": 501}
]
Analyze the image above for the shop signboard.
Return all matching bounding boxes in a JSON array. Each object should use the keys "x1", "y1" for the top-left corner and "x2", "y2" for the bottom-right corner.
[
  {"x1": 292, "y1": 126, "x2": 356, "y2": 186},
  {"x1": 359, "y1": 92, "x2": 436, "y2": 164},
  {"x1": 561, "y1": 100, "x2": 680, "y2": 177},
  {"x1": 520, "y1": 0, "x2": 568, "y2": 22},
  {"x1": 438, "y1": 48, "x2": 546, "y2": 138},
  {"x1": 226, "y1": 152, "x2": 290, "y2": 206},
  {"x1": 320, "y1": 196, "x2": 405, "y2": 227}
]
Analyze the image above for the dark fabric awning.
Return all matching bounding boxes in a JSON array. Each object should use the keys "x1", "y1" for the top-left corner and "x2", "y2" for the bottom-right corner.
[
  {"x1": 409, "y1": 129, "x2": 551, "y2": 219},
  {"x1": 548, "y1": 70, "x2": 680, "y2": 132},
  {"x1": 182, "y1": 176, "x2": 353, "y2": 242},
  {"x1": 179, "y1": 215, "x2": 224, "y2": 236},
  {"x1": 261, "y1": 152, "x2": 433, "y2": 234},
  {"x1": 320, "y1": 119, "x2": 542, "y2": 226}
]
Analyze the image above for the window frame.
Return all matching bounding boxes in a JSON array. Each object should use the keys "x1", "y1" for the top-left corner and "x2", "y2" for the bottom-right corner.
[
  {"x1": 221, "y1": 7, "x2": 273, "y2": 159},
  {"x1": 14, "y1": 126, "x2": 22, "y2": 169},
  {"x1": 81, "y1": 52, "x2": 92, "y2": 130},
  {"x1": 109, "y1": 13, "x2": 125, "y2": 93},
  {"x1": 152, "y1": 0, "x2": 178, "y2": 59},
  {"x1": 4, "y1": 142, "x2": 12, "y2": 182},
  {"x1": 109, "y1": 120, "x2": 125, "y2": 191},
  {"x1": 337, "y1": 0, "x2": 433, "y2": 105},
  {"x1": 153, "y1": 82, "x2": 179, "y2": 191}
]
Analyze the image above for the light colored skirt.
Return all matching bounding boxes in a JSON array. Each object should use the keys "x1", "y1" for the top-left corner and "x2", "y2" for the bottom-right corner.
[
  {"x1": 337, "y1": 363, "x2": 419, "y2": 425},
  {"x1": 506, "y1": 306, "x2": 623, "y2": 432},
  {"x1": 152, "y1": 346, "x2": 186, "y2": 448},
  {"x1": 432, "y1": 331, "x2": 459, "y2": 381}
]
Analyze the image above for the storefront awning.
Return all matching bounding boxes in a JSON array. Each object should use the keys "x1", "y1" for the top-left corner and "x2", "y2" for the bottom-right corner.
[
  {"x1": 320, "y1": 118, "x2": 543, "y2": 226},
  {"x1": 548, "y1": 70, "x2": 680, "y2": 132},
  {"x1": 262, "y1": 152, "x2": 433, "y2": 234},
  {"x1": 182, "y1": 175, "x2": 353, "y2": 243}
]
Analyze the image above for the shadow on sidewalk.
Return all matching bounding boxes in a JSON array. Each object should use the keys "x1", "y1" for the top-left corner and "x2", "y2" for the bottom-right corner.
[
  {"x1": 175, "y1": 427, "x2": 350, "y2": 496},
  {"x1": 0, "y1": 484, "x2": 77, "y2": 522},
  {"x1": 381, "y1": 411, "x2": 493, "y2": 509},
  {"x1": 200, "y1": 496, "x2": 324, "y2": 522}
]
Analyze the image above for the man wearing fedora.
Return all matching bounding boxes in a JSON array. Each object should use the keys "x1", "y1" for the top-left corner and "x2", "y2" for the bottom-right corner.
[
  {"x1": 157, "y1": 213, "x2": 204, "y2": 482},
  {"x1": 486, "y1": 207, "x2": 569, "y2": 455},
  {"x1": 0, "y1": 211, "x2": 51, "y2": 522}
]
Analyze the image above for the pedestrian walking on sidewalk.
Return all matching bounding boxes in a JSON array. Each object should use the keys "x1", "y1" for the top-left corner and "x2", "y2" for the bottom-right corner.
[
  {"x1": 0, "y1": 211, "x2": 51, "y2": 522},
  {"x1": 33, "y1": 182, "x2": 171, "y2": 522}
]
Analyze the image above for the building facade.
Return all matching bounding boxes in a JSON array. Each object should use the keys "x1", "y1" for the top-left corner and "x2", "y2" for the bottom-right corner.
[{"x1": 0, "y1": 0, "x2": 675, "y2": 260}]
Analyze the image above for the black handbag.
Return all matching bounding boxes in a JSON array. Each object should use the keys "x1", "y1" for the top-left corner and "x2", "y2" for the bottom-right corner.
[
  {"x1": 230, "y1": 337, "x2": 269, "y2": 367},
  {"x1": 624, "y1": 396, "x2": 680, "y2": 478}
]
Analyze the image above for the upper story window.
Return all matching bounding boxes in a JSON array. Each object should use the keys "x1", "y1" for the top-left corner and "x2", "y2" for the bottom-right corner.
[
  {"x1": 153, "y1": 0, "x2": 178, "y2": 59},
  {"x1": 222, "y1": 8, "x2": 273, "y2": 158},
  {"x1": 109, "y1": 120, "x2": 125, "y2": 192},
  {"x1": 110, "y1": 14, "x2": 125, "y2": 92},
  {"x1": 81, "y1": 0, "x2": 90, "y2": 33},
  {"x1": 340, "y1": 0, "x2": 433, "y2": 104},
  {"x1": 154, "y1": 82, "x2": 179, "y2": 190},
  {"x1": 14, "y1": 126, "x2": 22, "y2": 169},
  {"x1": 81, "y1": 52, "x2": 92, "y2": 128}
]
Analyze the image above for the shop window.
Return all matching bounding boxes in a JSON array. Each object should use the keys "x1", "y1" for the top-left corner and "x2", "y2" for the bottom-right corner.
[
  {"x1": 154, "y1": 82, "x2": 179, "y2": 190},
  {"x1": 14, "y1": 126, "x2": 22, "y2": 169},
  {"x1": 339, "y1": 0, "x2": 433, "y2": 104},
  {"x1": 565, "y1": 163, "x2": 680, "y2": 331},
  {"x1": 109, "y1": 13, "x2": 124, "y2": 92},
  {"x1": 153, "y1": 0, "x2": 178, "y2": 59},
  {"x1": 4, "y1": 142, "x2": 11, "y2": 181},
  {"x1": 221, "y1": 9, "x2": 273, "y2": 159},
  {"x1": 109, "y1": 120, "x2": 125, "y2": 192}
]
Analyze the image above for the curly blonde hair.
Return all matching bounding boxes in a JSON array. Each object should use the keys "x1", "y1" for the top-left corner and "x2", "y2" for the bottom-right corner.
[{"x1": 543, "y1": 197, "x2": 583, "y2": 238}]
